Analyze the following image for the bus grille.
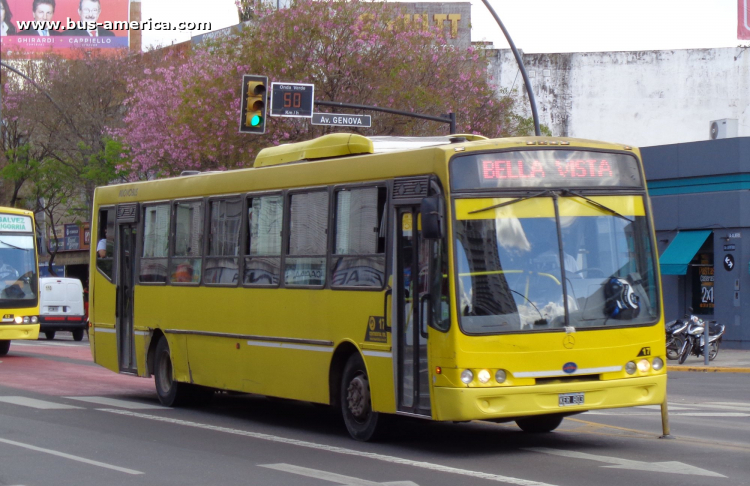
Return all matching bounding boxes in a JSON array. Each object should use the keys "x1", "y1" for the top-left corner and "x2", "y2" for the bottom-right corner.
[{"x1": 535, "y1": 374, "x2": 601, "y2": 385}]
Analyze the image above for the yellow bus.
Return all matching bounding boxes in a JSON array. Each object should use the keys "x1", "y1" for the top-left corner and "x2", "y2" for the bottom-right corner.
[
  {"x1": 0, "y1": 207, "x2": 40, "y2": 356},
  {"x1": 89, "y1": 133, "x2": 666, "y2": 440}
]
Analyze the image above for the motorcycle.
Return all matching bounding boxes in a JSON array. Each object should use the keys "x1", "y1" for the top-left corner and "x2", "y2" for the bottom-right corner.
[
  {"x1": 665, "y1": 319, "x2": 688, "y2": 360},
  {"x1": 677, "y1": 315, "x2": 726, "y2": 364}
]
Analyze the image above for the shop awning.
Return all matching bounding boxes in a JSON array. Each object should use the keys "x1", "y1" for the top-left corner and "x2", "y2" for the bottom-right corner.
[{"x1": 659, "y1": 230, "x2": 712, "y2": 275}]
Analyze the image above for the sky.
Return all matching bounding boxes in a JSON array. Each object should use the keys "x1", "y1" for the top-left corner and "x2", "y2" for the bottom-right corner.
[{"x1": 141, "y1": 0, "x2": 746, "y2": 53}]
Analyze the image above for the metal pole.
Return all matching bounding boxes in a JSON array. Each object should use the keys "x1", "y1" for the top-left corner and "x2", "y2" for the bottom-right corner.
[
  {"x1": 659, "y1": 397, "x2": 674, "y2": 439},
  {"x1": 314, "y1": 100, "x2": 455, "y2": 131},
  {"x1": 479, "y1": 0, "x2": 541, "y2": 136},
  {"x1": 704, "y1": 317, "x2": 710, "y2": 366}
]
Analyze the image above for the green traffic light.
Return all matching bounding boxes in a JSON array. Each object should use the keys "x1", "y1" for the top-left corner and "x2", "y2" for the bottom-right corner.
[{"x1": 251, "y1": 115, "x2": 262, "y2": 127}]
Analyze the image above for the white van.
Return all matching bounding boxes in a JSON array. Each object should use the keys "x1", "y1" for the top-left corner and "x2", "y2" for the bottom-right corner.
[{"x1": 38, "y1": 277, "x2": 86, "y2": 341}]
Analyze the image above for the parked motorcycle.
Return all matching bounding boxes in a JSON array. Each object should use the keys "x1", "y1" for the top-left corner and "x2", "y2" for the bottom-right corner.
[
  {"x1": 677, "y1": 315, "x2": 726, "y2": 364},
  {"x1": 665, "y1": 319, "x2": 688, "y2": 361}
]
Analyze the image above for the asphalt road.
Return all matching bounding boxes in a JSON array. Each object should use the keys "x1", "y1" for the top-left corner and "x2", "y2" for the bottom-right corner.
[{"x1": 0, "y1": 337, "x2": 748, "y2": 486}]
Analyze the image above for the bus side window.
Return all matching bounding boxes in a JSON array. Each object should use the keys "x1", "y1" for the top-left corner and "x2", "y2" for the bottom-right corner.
[
  {"x1": 170, "y1": 200, "x2": 204, "y2": 284},
  {"x1": 96, "y1": 208, "x2": 115, "y2": 279},
  {"x1": 285, "y1": 191, "x2": 328, "y2": 287},
  {"x1": 140, "y1": 204, "x2": 170, "y2": 283},
  {"x1": 331, "y1": 186, "x2": 386, "y2": 288},
  {"x1": 244, "y1": 194, "x2": 283, "y2": 286},
  {"x1": 206, "y1": 198, "x2": 242, "y2": 285}
]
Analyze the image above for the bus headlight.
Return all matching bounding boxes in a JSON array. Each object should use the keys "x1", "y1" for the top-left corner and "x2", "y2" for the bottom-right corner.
[
  {"x1": 637, "y1": 359, "x2": 651, "y2": 373},
  {"x1": 652, "y1": 357, "x2": 664, "y2": 371},
  {"x1": 14, "y1": 316, "x2": 23, "y2": 324},
  {"x1": 31, "y1": 316, "x2": 38, "y2": 323},
  {"x1": 495, "y1": 369, "x2": 507, "y2": 383},
  {"x1": 625, "y1": 361, "x2": 636, "y2": 375},
  {"x1": 477, "y1": 369, "x2": 491, "y2": 383},
  {"x1": 460, "y1": 369, "x2": 474, "y2": 384}
]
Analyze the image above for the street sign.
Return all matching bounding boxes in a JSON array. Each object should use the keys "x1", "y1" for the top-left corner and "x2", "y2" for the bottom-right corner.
[
  {"x1": 311, "y1": 113, "x2": 372, "y2": 128},
  {"x1": 270, "y1": 83, "x2": 314, "y2": 118}
]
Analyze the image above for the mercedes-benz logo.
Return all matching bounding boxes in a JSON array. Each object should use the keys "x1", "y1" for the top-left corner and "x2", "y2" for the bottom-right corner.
[{"x1": 563, "y1": 335, "x2": 576, "y2": 349}]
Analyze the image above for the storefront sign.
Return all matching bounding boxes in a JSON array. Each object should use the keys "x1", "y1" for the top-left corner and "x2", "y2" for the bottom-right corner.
[{"x1": 692, "y1": 265, "x2": 715, "y2": 313}]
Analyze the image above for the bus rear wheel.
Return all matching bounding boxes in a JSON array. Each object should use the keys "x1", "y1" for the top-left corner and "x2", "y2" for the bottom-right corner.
[
  {"x1": 516, "y1": 414, "x2": 564, "y2": 433},
  {"x1": 341, "y1": 354, "x2": 381, "y2": 441},
  {"x1": 0, "y1": 340, "x2": 9, "y2": 356},
  {"x1": 44, "y1": 331, "x2": 55, "y2": 340},
  {"x1": 72, "y1": 329, "x2": 85, "y2": 342},
  {"x1": 154, "y1": 336, "x2": 193, "y2": 407}
]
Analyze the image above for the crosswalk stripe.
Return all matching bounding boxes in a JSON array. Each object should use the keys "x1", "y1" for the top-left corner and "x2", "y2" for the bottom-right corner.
[
  {"x1": 638, "y1": 404, "x2": 696, "y2": 411},
  {"x1": 64, "y1": 396, "x2": 165, "y2": 409},
  {"x1": 0, "y1": 396, "x2": 83, "y2": 410},
  {"x1": 704, "y1": 403, "x2": 750, "y2": 412}
]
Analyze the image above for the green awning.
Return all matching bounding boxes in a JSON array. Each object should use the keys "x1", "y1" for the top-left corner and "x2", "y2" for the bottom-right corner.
[{"x1": 659, "y1": 230, "x2": 712, "y2": 275}]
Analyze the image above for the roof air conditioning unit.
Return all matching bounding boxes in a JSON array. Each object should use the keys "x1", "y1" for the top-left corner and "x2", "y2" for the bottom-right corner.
[{"x1": 709, "y1": 119, "x2": 738, "y2": 140}]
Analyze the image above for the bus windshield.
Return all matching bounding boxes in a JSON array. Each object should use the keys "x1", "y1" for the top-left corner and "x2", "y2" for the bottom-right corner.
[
  {"x1": 453, "y1": 195, "x2": 658, "y2": 334},
  {"x1": 0, "y1": 235, "x2": 38, "y2": 306}
]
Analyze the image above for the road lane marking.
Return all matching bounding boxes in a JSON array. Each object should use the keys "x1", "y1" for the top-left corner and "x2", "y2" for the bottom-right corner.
[
  {"x1": 585, "y1": 410, "x2": 749, "y2": 417},
  {"x1": 636, "y1": 405, "x2": 695, "y2": 411},
  {"x1": 525, "y1": 447, "x2": 725, "y2": 478},
  {"x1": 64, "y1": 396, "x2": 165, "y2": 409},
  {"x1": 0, "y1": 438, "x2": 143, "y2": 475},
  {"x1": 0, "y1": 396, "x2": 82, "y2": 410},
  {"x1": 704, "y1": 403, "x2": 750, "y2": 412},
  {"x1": 673, "y1": 413, "x2": 749, "y2": 417},
  {"x1": 100, "y1": 409, "x2": 557, "y2": 486},
  {"x1": 260, "y1": 463, "x2": 418, "y2": 485}
]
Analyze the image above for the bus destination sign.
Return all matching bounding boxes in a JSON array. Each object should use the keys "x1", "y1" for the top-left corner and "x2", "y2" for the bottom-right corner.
[
  {"x1": 451, "y1": 150, "x2": 643, "y2": 190},
  {"x1": 270, "y1": 82, "x2": 314, "y2": 118}
]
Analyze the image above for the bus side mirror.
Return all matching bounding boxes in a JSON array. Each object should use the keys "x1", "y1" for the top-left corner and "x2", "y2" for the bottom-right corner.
[{"x1": 421, "y1": 195, "x2": 444, "y2": 239}]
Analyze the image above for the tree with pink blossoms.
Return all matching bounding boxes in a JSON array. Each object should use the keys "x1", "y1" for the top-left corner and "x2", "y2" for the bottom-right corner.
[{"x1": 118, "y1": 0, "x2": 531, "y2": 177}]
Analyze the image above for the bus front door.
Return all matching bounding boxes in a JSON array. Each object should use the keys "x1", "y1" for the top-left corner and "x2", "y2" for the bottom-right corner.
[
  {"x1": 395, "y1": 207, "x2": 431, "y2": 417},
  {"x1": 116, "y1": 223, "x2": 137, "y2": 373}
]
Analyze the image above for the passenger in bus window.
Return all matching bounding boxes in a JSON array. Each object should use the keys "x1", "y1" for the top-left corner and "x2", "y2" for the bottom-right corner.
[
  {"x1": 533, "y1": 241, "x2": 578, "y2": 275},
  {"x1": 97, "y1": 228, "x2": 108, "y2": 258}
]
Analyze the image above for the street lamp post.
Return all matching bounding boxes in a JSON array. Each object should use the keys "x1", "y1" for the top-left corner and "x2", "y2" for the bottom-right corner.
[{"x1": 479, "y1": 0, "x2": 541, "y2": 136}]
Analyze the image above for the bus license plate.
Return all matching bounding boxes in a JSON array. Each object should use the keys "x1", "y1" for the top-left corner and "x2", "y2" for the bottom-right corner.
[
  {"x1": 559, "y1": 393, "x2": 584, "y2": 407},
  {"x1": 47, "y1": 306, "x2": 59, "y2": 312}
]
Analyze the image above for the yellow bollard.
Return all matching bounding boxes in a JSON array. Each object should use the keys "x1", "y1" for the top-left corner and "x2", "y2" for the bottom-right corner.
[{"x1": 659, "y1": 396, "x2": 674, "y2": 439}]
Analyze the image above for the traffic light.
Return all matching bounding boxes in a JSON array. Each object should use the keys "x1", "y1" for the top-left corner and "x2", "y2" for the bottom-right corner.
[{"x1": 240, "y1": 75, "x2": 268, "y2": 134}]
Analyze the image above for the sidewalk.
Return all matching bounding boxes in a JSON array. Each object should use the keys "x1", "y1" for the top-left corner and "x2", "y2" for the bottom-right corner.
[{"x1": 667, "y1": 348, "x2": 750, "y2": 373}]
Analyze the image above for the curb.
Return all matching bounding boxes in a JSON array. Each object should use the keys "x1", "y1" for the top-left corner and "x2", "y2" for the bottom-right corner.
[{"x1": 667, "y1": 365, "x2": 750, "y2": 373}]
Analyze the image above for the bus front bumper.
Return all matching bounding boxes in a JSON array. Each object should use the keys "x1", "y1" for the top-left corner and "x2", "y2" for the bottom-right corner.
[
  {"x1": 0, "y1": 324, "x2": 40, "y2": 341},
  {"x1": 432, "y1": 374, "x2": 667, "y2": 422}
]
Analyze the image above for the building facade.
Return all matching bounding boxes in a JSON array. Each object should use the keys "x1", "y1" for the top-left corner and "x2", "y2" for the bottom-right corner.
[{"x1": 641, "y1": 138, "x2": 750, "y2": 349}]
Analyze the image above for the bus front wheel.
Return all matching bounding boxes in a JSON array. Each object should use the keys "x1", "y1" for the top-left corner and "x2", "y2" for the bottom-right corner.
[
  {"x1": 0, "y1": 340, "x2": 9, "y2": 356},
  {"x1": 515, "y1": 414, "x2": 564, "y2": 433},
  {"x1": 154, "y1": 336, "x2": 192, "y2": 407},
  {"x1": 341, "y1": 354, "x2": 381, "y2": 441}
]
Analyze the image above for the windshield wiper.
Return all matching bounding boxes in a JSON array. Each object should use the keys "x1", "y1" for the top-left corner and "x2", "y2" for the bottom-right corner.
[
  {"x1": 0, "y1": 239, "x2": 30, "y2": 251},
  {"x1": 468, "y1": 190, "x2": 554, "y2": 215},
  {"x1": 562, "y1": 190, "x2": 634, "y2": 223}
]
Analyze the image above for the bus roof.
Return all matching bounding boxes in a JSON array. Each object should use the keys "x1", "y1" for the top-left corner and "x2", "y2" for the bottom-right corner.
[{"x1": 93, "y1": 134, "x2": 640, "y2": 205}]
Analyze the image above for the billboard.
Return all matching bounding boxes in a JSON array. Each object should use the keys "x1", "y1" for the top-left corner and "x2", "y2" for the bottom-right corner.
[
  {"x1": 740, "y1": 0, "x2": 750, "y2": 40},
  {"x1": 0, "y1": 0, "x2": 130, "y2": 56}
]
